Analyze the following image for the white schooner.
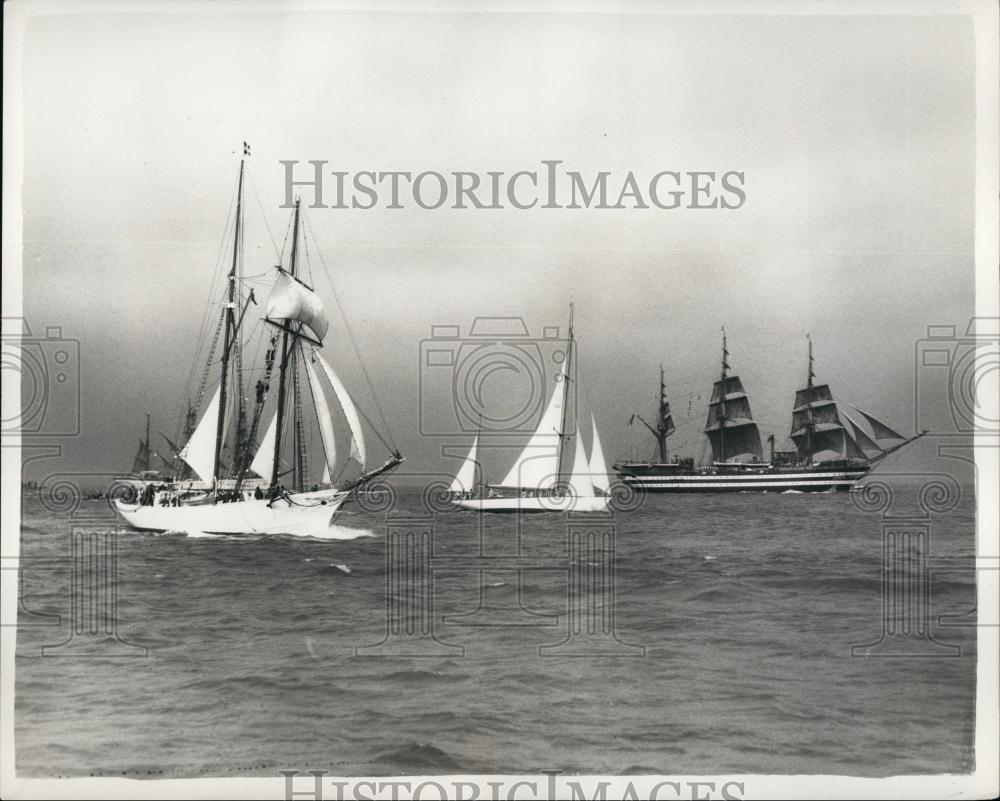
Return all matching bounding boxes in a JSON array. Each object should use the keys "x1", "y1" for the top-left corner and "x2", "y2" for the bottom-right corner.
[{"x1": 115, "y1": 153, "x2": 402, "y2": 534}]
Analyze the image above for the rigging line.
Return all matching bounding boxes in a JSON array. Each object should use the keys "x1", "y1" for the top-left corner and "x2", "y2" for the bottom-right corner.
[
  {"x1": 278, "y1": 211, "x2": 294, "y2": 265},
  {"x1": 246, "y1": 170, "x2": 281, "y2": 261},
  {"x1": 174, "y1": 178, "x2": 240, "y2": 443},
  {"x1": 302, "y1": 211, "x2": 398, "y2": 452},
  {"x1": 301, "y1": 224, "x2": 316, "y2": 288}
]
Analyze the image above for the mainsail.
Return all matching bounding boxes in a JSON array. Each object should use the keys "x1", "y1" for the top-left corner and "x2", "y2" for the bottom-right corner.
[
  {"x1": 704, "y1": 375, "x2": 763, "y2": 462},
  {"x1": 450, "y1": 436, "x2": 479, "y2": 494},
  {"x1": 588, "y1": 414, "x2": 611, "y2": 495},
  {"x1": 500, "y1": 363, "x2": 567, "y2": 489},
  {"x1": 178, "y1": 384, "x2": 222, "y2": 482},
  {"x1": 266, "y1": 270, "x2": 330, "y2": 344}
]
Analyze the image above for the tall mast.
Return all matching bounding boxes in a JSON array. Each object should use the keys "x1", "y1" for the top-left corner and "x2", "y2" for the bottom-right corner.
[
  {"x1": 270, "y1": 198, "x2": 301, "y2": 490},
  {"x1": 657, "y1": 365, "x2": 668, "y2": 463},
  {"x1": 213, "y1": 158, "x2": 245, "y2": 485},
  {"x1": 144, "y1": 413, "x2": 151, "y2": 471},
  {"x1": 292, "y1": 341, "x2": 307, "y2": 492},
  {"x1": 556, "y1": 302, "x2": 575, "y2": 485},
  {"x1": 717, "y1": 328, "x2": 728, "y2": 463},
  {"x1": 804, "y1": 334, "x2": 815, "y2": 463}
]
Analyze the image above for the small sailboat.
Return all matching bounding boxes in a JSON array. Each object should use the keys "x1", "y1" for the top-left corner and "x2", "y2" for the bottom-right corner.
[
  {"x1": 449, "y1": 305, "x2": 611, "y2": 513},
  {"x1": 115, "y1": 154, "x2": 402, "y2": 534}
]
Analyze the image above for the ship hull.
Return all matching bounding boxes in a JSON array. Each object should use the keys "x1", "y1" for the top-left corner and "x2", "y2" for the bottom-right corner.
[
  {"x1": 114, "y1": 489, "x2": 349, "y2": 534},
  {"x1": 451, "y1": 495, "x2": 610, "y2": 513},
  {"x1": 616, "y1": 465, "x2": 870, "y2": 493}
]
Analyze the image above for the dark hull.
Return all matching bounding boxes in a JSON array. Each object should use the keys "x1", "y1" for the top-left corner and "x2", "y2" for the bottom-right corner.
[{"x1": 615, "y1": 463, "x2": 871, "y2": 493}]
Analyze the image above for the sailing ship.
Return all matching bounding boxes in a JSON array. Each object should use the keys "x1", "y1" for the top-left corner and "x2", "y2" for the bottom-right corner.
[
  {"x1": 614, "y1": 332, "x2": 926, "y2": 493},
  {"x1": 115, "y1": 154, "x2": 403, "y2": 534},
  {"x1": 449, "y1": 305, "x2": 612, "y2": 512}
]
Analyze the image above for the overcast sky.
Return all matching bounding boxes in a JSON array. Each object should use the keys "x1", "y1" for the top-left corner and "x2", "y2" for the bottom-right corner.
[{"x1": 14, "y1": 3, "x2": 977, "y2": 484}]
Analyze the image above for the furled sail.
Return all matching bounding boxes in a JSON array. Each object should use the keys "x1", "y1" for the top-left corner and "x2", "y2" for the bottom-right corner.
[
  {"x1": 704, "y1": 375, "x2": 763, "y2": 462},
  {"x1": 178, "y1": 384, "x2": 222, "y2": 482},
  {"x1": 589, "y1": 414, "x2": 611, "y2": 495},
  {"x1": 500, "y1": 364, "x2": 567, "y2": 489},
  {"x1": 449, "y1": 436, "x2": 479, "y2": 494},
  {"x1": 314, "y1": 350, "x2": 367, "y2": 468},
  {"x1": 790, "y1": 383, "x2": 866, "y2": 461},
  {"x1": 661, "y1": 400, "x2": 675, "y2": 436},
  {"x1": 248, "y1": 413, "x2": 278, "y2": 480},
  {"x1": 266, "y1": 270, "x2": 329, "y2": 344},
  {"x1": 567, "y1": 433, "x2": 592, "y2": 497},
  {"x1": 304, "y1": 355, "x2": 338, "y2": 480}
]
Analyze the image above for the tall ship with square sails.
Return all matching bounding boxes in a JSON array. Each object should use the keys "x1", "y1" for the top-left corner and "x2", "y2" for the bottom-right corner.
[{"x1": 613, "y1": 331, "x2": 926, "y2": 493}]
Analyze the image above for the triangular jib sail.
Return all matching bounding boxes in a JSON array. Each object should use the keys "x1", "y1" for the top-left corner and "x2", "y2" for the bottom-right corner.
[
  {"x1": 178, "y1": 384, "x2": 222, "y2": 482},
  {"x1": 589, "y1": 414, "x2": 611, "y2": 495},
  {"x1": 313, "y1": 350, "x2": 367, "y2": 469},
  {"x1": 567, "y1": 432, "x2": 592, "y2": 497},
  {"x1": 303, "y1": 354, "x2": 338, "y2": 481},
  {"x1": 248, "y1": 413, "x2": 278, "y2": 480}
]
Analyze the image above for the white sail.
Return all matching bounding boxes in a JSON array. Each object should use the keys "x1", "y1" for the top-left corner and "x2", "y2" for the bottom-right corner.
[
  {"x1": 314, "y1": 351, "x2": 367, "y2": 469},
  {"x1": 450, "y1": 436, "x2": 479, "y2": 494},
  {"x1": 567, "y1": 433, "x2": 592, "y2": 498},
  {"x1": 321, "y1": 462, "x2": 331, "y2": 485},
  {"x1": 178, "y1": 385, "x2": 221, "y2": 483},
  {"x1": 304, "y1": 355, "x2": 337, "y2": 479},
  {"x1": 589, "y1": 414, "x2": 611, "y2": 495},
  {"x1": 500, "y1": 364, "x2": 567, "y2": 490},
  {"x1": 267, "y1": 270, "x2": 329, "y2": 344},
  {"x1": 248, "y1": 413, "x2": 278, "y2": 481}
]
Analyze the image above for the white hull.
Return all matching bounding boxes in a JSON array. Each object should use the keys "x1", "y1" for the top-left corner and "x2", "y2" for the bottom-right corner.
[
  {"x1": 114, "y1": 489, "x2": 349, "y2": 534},
  {"x1": 451, "y1": 494, "x2": 609, "y2": 513}
]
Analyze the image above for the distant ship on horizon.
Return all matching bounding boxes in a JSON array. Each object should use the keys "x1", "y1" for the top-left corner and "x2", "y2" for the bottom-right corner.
[{"x1": 613, "y1": 331, "x2": 927, "y2": 493}]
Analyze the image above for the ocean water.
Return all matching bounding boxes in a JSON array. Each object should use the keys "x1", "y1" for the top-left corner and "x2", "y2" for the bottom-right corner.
[{"x1": 14, "y1": 481, "x2": 977, "y2": 779}]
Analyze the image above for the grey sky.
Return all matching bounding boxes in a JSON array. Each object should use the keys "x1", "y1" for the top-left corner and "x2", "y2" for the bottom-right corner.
[{"x1": 16, "y1": 5, "x2": 976, "y2": 483}]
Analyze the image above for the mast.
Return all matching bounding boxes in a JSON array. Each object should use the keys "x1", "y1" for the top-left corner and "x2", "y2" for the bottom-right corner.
[
  {"x1": 292, "y1": 341, "x2": 308, "y2": 492},
  {"x1": 717, "y1": 328, "x2": 728, "y2": 462},
  {"x1": 212, "y1": 158, "x2": 245, "y2": 486},
  {"x1": 270, "y1": 198, "x2": 301, "y2": 491},
  {"x1": 657, "y1": 365, "x2": 668, "y2": 463},
  {"x1": 556, "y1": 302, "x2": 575, "y2": 486},
  {"x1": 144, "y1": 413, "x2": 151, "y2": 472},
  {"x1": 804, "y1": 335, "x2": 815, "y2": 463}
]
